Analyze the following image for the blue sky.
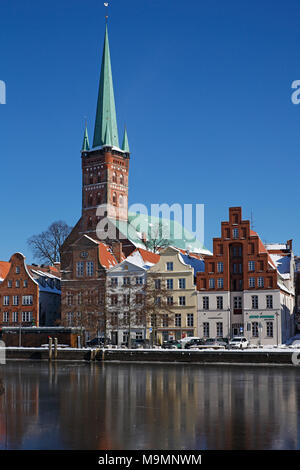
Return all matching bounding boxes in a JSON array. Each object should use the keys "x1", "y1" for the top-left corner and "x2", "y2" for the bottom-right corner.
[{"x1": 0, "y1": 0, "x2": 300, "y2": 263}]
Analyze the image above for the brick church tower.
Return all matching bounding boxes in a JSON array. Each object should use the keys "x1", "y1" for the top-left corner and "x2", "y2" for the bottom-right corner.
[
  {"x1": 81, "y1": 24, "x2": 130, "y2": 233},
  {"x1": 60, "y1": 23, "x2": 135, "y2": 333},
  {"x1": 60, "y1": 23, "x2": 134, "y2": 268}
]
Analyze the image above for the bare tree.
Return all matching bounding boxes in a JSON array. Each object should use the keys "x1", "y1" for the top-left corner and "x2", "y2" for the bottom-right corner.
[
  {"x1": 28, "y1": 221, "x2": 72, "y2": 264},
  {"x1": 143, "y1": 273, "x2": 175, "y2": 346},
  {"x1": 139, "y1": 221, "x2": 170, "y2": 254},
  {"x1": 58, "y1": 278, "x2": 110, "y2": 346}
]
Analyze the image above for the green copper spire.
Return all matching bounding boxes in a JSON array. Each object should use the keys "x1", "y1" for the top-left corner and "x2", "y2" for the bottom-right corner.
[
  {"x1": 93, "y1": 24, "x2": 119, "y2": 149},
  {"x1": 81, "y1": 125, "x2": 90, "y2": 152},
  {"x1": 122, "y1": 126, "x2": 130, "y2": 153},
  {"x1": 103, "y1": 121, "x2": 112, "y2": 147}
]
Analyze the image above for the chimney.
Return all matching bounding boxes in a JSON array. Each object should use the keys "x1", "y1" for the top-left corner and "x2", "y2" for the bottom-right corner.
[{"x1": 112, "y1": 241, "x2": 123, "y2": 263}]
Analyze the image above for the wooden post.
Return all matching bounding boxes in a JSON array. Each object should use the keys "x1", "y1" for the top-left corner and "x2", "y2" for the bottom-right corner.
[
  {"x1": 48, "y1": 337, "x2": 52, "y2": 361},
  {"x1": 54, "y1": 338, "x2": 58, "y2": 360}
]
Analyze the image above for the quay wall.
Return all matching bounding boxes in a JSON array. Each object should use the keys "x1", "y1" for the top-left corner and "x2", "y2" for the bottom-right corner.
[{"x1": 3, "y1": 348, "x2": 298, "y2": 365}]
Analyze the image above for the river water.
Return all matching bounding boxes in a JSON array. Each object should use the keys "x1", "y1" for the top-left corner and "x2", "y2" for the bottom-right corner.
[{"x1": 0, "y1": 362, "x2": 299, "y2": 450}]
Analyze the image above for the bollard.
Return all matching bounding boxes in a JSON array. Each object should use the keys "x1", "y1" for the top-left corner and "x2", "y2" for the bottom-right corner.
[
  {"x1": 54, "y1": 338, "x2": 58, "y2": 360},
  {"x1": 48, "y1": 337, "x2": 53, "y2": 361}
]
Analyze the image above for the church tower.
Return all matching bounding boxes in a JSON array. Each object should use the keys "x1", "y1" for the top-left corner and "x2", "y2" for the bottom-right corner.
[{"x1": 81, "y1": 24, "x2": 130, "y2": 234}]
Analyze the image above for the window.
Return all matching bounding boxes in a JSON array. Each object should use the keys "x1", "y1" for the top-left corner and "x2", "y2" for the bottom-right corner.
[
  {"x1": 179, "y1": 296, "x2": 186, "y2": 306},
  {"x1": 120, "y1": 174, "x2": 124, "y2": 185},
  {"x1": 22, "y1": 295, "x2": 33, "y2": 306},
  {"x1": 216, "y1": 322, "x2": 223, "y2": 337},
  {"x1": 217, "y1": 262, "x2": 224, "y2": 273},
  {"x1": 155, "y1": 279, "x2": 161, "y2": 289},
  {"x1": 77, "y1": 292, "x2": 82, "y2": 305},
  {"x1": 12, "y1": 312, "x2": 18, "y2": 323},
  {"x1": 166, "y1": 279, "x2": 173, "y2": 290},
  {"x1": 217, "y1": 278, "x2": 224, "y2": 288},
  {"x1": 248, "y1": 261, "x2": 255, "y2": 272},
  {"x1": 123, "y1": 294, "x2": 130, "y2": 306},
  {"x1": 155, "y1": 297, "x2": 161, "y2": 306},
  {"x1": 175, "y1": 314, "x2": 182, "y2": 327},
  {"x1": 136, "y1": 277, "x2": 143, "y2": 285},
  {"x1": 258, "y1": 277, "x2": 264, "y2": 288},
  {"x1": 86, "y1": 262, "x2": 94, "y2": 277},
  {"x1": 66, "y1": 312, "x2": 73, "y2": 325},
  {"x1": 252, "y1": 322, "x2": 259, "y2": 337},
  {"x1": 136, "y1": 294, "x2": 143, "y2": 305},
  {"x1": 15, "y1": 280, "x2": 20, "y2": 288},
  {"x1": 233, "y1": 228, "x2": 239, "y2": 239},
  {"x1": 22, "y1": 312, "x2": 33, "y2": 322},
  {"x1": 167, "y1": 296, "x2": 173, "y2": 305},
  {"x1": 112, "y1": 172, "x2": 117, "y2": 183},
  {"x1": 249, "y1": 277, "x2": 255, "y2": 288},
  {"x1": 179, "y1": 278, "x2": 186, "y2": 289},
  {"x1": 23, "y1": 280, "x2": 28, "y2": 288},
  {"x1": 7, "y1": 280, "x2": 12, "y2": 288},
  {"x1": 187, "y1": 313, "x2": 194, "y2": 327},
  {"x1": 166, "y1": 262, "x2": 173, "y2": 271},
  {"x1": 136, "y1": 332, "x2": 143, "y2": 340},
  {"x1": 203, "y1": 322, "x2": 209, "y2": 338},
  {"x1": 136, "y1": 312, "x2": 144, "y2": 325},
  {"x1": 16, "y1": 266, "x2": 20, "y2": 274},
  {"x1": 217, "y1": 296, "x2": 223, "y2": 309},
  {"x1": 111, "y1": 312, "x2": 118, "y2": 326},
  {"x1": 123, "y1": 277, "x2": 131, "y2": 286},
  {"x1": 234, "y1": 296, "x2": 242, "y2": 308},
  {"x1": 266, "y1": 322, "x2": 274, "y2": 337},
  {"x1": 162, "y1": 314, "x2": 169, "y2": 327},
  {"x1": 76, "y1": 262, "x2": 84, "y2": 277},
  {"x1": 203, "y1": 296, "x2": 209, "y2": 309},
  {"x1": 111, "y1": 295, "x2": 118, "y2": 305},
  {"x1": 113, "y1": 192, "x2": 117, "y2": 204},
  {"x1": 266, "y1": 295, "x2": 273, "y2": 309},
  {"x1": 111, "y1": 277, "x2": 118, "y2": 287},
  {"x1": 252, "y1": 295, "x2": 258, "y2": 309},
  {"x1": 3, "y1": 312, "x2": 9, "y2": 322},
  {"x1": 13, "y1": 296, "x2": 19, "y2": 306},
  {"x1": 209, "y1": 278, "x2": 215, "y2": 289},
  {"x1": 3, "y1": 296, "x2": 9, "y2": 306}
]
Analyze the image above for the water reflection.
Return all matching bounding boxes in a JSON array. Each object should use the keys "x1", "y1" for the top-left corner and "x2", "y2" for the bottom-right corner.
[{"x1": 0, "y1": 363, "x2": 299, "y2": 449}]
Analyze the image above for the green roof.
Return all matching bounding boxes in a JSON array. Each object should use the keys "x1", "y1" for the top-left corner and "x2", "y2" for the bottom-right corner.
[
  {"x1": 122, "y1": 127, "x2": 130, "y2": 153},
  {"x1": 93, "y1": 24, "x2": 119, "y2": 148},
  {"x1": 109, "y1": 212, "x2": 211, "y2": 255},
  {"x1": 81, "y1": 126, "x2": 90, "y2": 152}
]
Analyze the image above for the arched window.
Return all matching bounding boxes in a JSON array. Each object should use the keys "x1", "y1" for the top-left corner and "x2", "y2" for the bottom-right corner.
[
  {"x1": 113, "y1": 192, "x2": 117, "y2": 204},
  {"x1": 97, "y1": 172, "x2": 101, "y2": 183},
  {"x1": 112, "y1": 172, "x2": 117, "y2": 183},
  {"x1": 97, "y1": 193, "x2": 101, "y2": 205},
  {"x1": 88, "y1": 193, "x2": 93, "y2": 207},
  {"x1": 89, "y1": 174, "x2": 93, "y2": 185},
  {"x1": 87, "y1": 217, "x2": 93, "y2": 229},
  {"x1": 120, "y1": 174, "x2": 124, "y2": 185}
]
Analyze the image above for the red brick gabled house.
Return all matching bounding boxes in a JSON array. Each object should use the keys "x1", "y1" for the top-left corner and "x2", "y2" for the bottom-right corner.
[
  {"x1": 196, "y1": 207, "x2": 295, "y2": 345},
  {"x1": 0, "y1": 253, "x2": 61, "y2": 327}
]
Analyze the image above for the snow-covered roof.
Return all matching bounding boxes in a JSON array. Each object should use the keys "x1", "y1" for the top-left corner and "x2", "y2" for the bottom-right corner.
[{"x1": 270, "y1": 254, "x2": 291, "y2": 278}]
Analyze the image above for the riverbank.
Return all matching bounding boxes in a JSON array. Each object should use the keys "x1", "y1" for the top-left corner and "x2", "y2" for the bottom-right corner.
[{"x1": 2, "y1": 347, "x2": 299, "y2": 365}]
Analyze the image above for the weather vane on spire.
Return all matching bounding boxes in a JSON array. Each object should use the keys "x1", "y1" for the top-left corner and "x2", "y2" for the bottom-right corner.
[{"x1": 104, "y1": 2, "x2": 109, "y2": 22}]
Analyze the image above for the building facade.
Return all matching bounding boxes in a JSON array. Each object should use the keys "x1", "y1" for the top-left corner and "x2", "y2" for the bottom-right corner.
[
  {"x1": 0, "y1": 252, "x2": 61, "y2": 328},
  {"x1": 147, "y1": 246, "x2": 201, "y2": 343},
  {"x1": 196, "y1": 207, "x2": 295, "y2": 345},
  {"x1": 106, "y1": 248, "x2": 160, "y2": 345}
]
